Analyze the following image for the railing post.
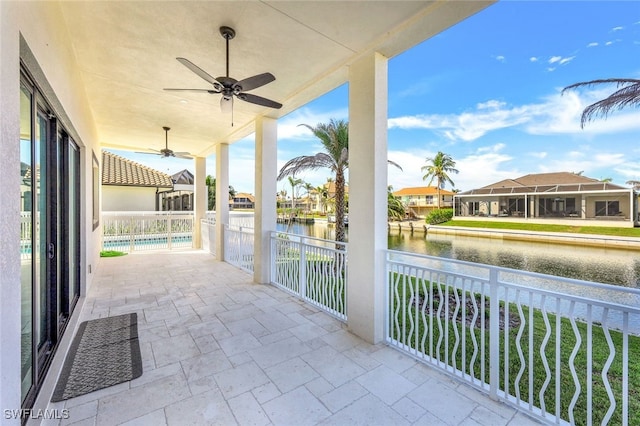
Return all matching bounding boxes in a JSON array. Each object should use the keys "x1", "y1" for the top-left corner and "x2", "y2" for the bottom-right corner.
[
  {"x1": 167, "y1": 214, "x2": 173, "y2": 250},
  {"x1": 489, "y1": 267, "x2": 499, "y2": 401},
  {"x1": 129, "y1": 217, "x2": 135, "y2": 253},
  {"x1": 299, "y1": 237, "x2": 306, "y2": 299}
]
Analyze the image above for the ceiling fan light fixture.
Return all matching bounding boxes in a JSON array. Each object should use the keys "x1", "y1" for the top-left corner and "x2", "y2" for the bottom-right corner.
[{"x1": 220, "y1": 95, "x2": 233, "y2": 113}]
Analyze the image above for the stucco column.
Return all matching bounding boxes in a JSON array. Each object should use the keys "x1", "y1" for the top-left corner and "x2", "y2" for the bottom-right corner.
[
  {"x1": 193, "y1": 156, "x2": 206, "y2": 249},
  {"x1": 347, "y1": 51, "x2": 388, "y2": 344},
  {"x1": 215, "y1": 143, "x2": 229, "y2": 260},
  {"x1": 254, "y1": 116, "x2": 278, "y2": 284}
]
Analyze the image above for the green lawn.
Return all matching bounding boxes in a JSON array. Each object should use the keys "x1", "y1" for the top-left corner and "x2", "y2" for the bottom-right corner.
[
  {"x1": 438, "y1": 220, "x2": 640, "y2": 238},
  {"x1": 389, "y1": 274, "x2": 640, "y2": 425}
]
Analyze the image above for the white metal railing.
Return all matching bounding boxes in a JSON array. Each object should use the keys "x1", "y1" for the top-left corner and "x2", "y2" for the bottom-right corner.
[
  {"x1": 21, "y1": 212, "x2": 32, "y2": 260},
  {"x1": 386, "y1": 250, "x2": 640, "y2": 425},
  {"x1": 223, "y1": 224, "x2": 254, "y2": 273},
  {"x1": 270, "y1": 232, "x2": 347, "y2": 321},
  {"x1": 200, "y1": 218, "x2": 216, "y2": 257},
  {"x1": 101, "y1": 211, "x2": 194, "y2": 252}
]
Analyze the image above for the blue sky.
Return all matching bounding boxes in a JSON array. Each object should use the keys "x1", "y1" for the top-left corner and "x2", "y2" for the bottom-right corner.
[{"x1": 113, "y1": 1, "x2": 640, "y2": 195}]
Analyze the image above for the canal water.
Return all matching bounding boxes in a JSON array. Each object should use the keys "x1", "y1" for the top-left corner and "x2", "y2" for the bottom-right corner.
[{"x1": 276, "y1": 221, "x2": 640, "y2": 288}]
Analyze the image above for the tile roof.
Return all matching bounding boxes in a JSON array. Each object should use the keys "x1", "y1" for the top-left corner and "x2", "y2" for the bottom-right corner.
[
  {"x1": 393, "y1": 186, "x2": 454, "y2": 196},
  {"x1": 459, "y1": 172, "x2": 628, "y2": 195},
  {"x1": 102, "y1": 150, "x2": 173, "y2": 188}
]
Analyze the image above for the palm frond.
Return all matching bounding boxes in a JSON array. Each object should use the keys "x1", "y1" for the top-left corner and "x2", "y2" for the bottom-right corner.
[
  {"x1": 562, "y1": 78, "x2": 640, "y2": 128},
  {"x1": 277, "y1": 153, "x2": 335, "y2": 180}
]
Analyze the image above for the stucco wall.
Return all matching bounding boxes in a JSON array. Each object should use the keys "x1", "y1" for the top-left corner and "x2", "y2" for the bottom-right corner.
[{"x1": 103, "y1": 186, "x2": 159, "y2": 211}]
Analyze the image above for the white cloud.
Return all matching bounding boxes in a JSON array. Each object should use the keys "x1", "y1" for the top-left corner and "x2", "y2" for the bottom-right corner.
[
  {"x1": 605, "y1": 41, "x2": 614, "y2": 46},
  {"x1": 529, "y1": 151, "x2": 547, "y2": 159},
  {"x1": 549, "y1": 55, "x2": 575, "y2": 66},
  {"x1": 559, "y1": 56, "x2": 575, "y2": 65},
  {"x1": 495, "y1": 55, "x2": 505, "y2": 62},
  {"x1": 587, "y1": 42, "x2": 599, "y2": 47},
  {"x1": 530, "y1": 57, "x2": 539, "y2": 62},
  {"x1": 277, "y1": 107, "x2": 348, "y2": 140},
  {"x1": 389, "y1": 88, "x2": 640, "y2": 143},
  {"x1": 612, "y1": 26, "x2": 624, "y2": 32},
  {"x1": 387, "y1": 144, "x2": 517, "y2": 191}
]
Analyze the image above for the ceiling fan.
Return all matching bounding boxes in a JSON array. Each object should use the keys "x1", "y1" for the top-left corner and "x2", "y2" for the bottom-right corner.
[
  {"x1": 137, "y1": 126, "x2": 192, "y2": 159},
  {"x1": 164, "y1": 26, "x2": 282, "y2": 114}
]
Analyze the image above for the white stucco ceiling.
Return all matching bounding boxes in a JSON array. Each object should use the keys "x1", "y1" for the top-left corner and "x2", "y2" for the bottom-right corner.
[{"x1": 58, "y1": 1, "x2": 494, "y2": 158}]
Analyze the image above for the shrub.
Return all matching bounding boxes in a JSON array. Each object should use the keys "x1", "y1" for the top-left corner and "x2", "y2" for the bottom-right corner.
[{"x1": 425, "y1": 208, "x2": 453, "y2": 225}]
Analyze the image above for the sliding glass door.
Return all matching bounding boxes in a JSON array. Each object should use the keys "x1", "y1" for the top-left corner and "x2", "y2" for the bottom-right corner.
[{"x1": 20, "y1": 71, "x2": 81, "y2": 408}]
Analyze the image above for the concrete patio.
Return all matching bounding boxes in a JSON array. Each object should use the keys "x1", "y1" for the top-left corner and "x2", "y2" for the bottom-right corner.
[{"x1": 47, "y1": 250, "x2": 540, "y2": 426}]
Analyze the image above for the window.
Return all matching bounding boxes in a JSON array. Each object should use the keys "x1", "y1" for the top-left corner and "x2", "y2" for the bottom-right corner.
[{"x1": 595, "y1": 201, "x2": 620, "y2": 216}]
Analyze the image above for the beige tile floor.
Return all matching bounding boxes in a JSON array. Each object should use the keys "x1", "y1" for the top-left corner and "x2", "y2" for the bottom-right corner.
[{"x1": 48, "y1": 250, "x2": 541, "y2": 426}]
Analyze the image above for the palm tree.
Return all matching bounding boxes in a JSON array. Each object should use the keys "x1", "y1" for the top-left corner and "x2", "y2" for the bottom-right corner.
[
  {"x1": 421, "y1": 152, "x2": 459, "y2": 209},
  {"x1": 278, "y1": 119, "x2": 402, "y2": 244},
  {"x1": 303, "y1": 182, "x2": 315, "y2": 214},
  {"x1": 626, "y1": 180, "x2": 640, "y2": 191},
  {"x1": 562, "y1": 78, "x2": 640, "y2": 128},
  {"x1": 279, "y1": 119, "x2": 350, "y2": 243},
  {"x1": 287, "y1": 176, "x2": 303, "y2": 214},
  {"x1": 315, "y1": 185, "x2": 329, "y2": 214},
  {"x1": 387, "y1": 186, "x2": 405, "y2": 221}
]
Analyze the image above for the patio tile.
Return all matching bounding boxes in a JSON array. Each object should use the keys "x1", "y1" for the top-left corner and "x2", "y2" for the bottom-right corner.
[
  {"x1": 287, "y1": 322, "x2": 329, "y2": 342},
  {"x1": 193, "y1": 334, "x2": 221, "y2": 353},
  {"x1": 408, "y1": 378, "x2": 477, "y2": 426},
  {"x1": 225, "y1": 317, "x2": 270, "y2": 337},
  {"x1": 301, "y1": 346, "x2": 366, "y2": 388},
  {"x1": 151, "y1": 333, "x2": 200, "y2": 367},
  {"x1": 95, "y1": 374, "x2": 191, "y2": 425},
  {"x1": 188, "y1": 317, "x2": 230, "y2": 338},
  {"x1": 319, "y1": 394, "x2": 410, "y2": 426},
  {"x1": 320, "y1": 329, "x2": 361, "y2": 352},
  {"x1": 370, "y1": 346, "x2": 418, "y2": 374},
  {"x1": 253, "y1": 311, "x2": 298, "y2": 333},
  {"x1": 118, "y1": 409, "x2": 167, "y2": 426},
  {"x1": 165, "y1": 313, "x2": 203, "y2": 336},
  {"x1": 130, "y1": 362, "x2": 182, "y2": 389},
  {"x1": 143, "y1": 302, "x2": 181, "y2": 323},
  {"x1": 228, "y1": 392, "x2": 271, "y2": 426},
  {"x1": 218, "y1": 332, "x2": 263, "y2": 356},
  {"x1": 469, "y1": 405, "x2": 513, "y2": 426},
  {"x1": 391, "y1": 396, "x2": 426, "y2": 423},
  {"x1": 304, "y1": 377, "x2": 334, "y2": 398},
  {"x1": 318, "y1": 381, "x2": 368, "y2": 413},
  {"x1": 164, "y1": 389, "x2": 236, "y2": 426},
  {"x1": 214, "y1": 361, "x2": 271, "y2": 399},
  {"x1": 217, "y1": 306, "x2": 261, "y2": 323},
  {"x1": 249, "y1": 336, "x2": 312, "y2": 369},
  {"x1": 264, "y1": 356, "x2": 319, "y2": 393},
  {"x1": 355, "y1": 365, "x2": 417, "y2": 405},
  {"x1": 262, "y1": 387, "x2": 331, "y2": 426},
  {"x1": 180, "y1": 350, "x2": 233, "y2": 381},
  {"x1": 59, "y1": 400, "x2": 97, "y2": 426},
  {"x1": 252, "y1": 382, "x2": 282, "y2": 405}
]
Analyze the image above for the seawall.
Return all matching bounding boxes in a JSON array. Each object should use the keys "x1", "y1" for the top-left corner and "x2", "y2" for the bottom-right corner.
[{"x1": 426, "y1": 225, "x2": 640, "y2": 251}]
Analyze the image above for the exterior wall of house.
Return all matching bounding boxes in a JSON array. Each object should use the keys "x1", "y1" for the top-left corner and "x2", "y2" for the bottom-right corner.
[
  {"x1": 455, "y1": 192, "x2": 636, "y2": 227},
  {"x1": 2, "y1": 2, "x2": 101, "y2": 418},
  {"x1": 102, "y1": 186, "x2": 160, "y2": 211}
]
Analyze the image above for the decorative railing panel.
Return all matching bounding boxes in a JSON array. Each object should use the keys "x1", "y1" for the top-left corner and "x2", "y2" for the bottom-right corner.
[
  {"x1": 101, "y1": 211, "x2": 193, "y2": 252},
  {"x1": 271, "y1": 232, "x2": 347, "y2": 321},
  {"x1": 386, "y1": 250, "x2": 639, "y2": 425},
  {"x1": 223, "y1": 225, "x2": 254, "y2": 273}
]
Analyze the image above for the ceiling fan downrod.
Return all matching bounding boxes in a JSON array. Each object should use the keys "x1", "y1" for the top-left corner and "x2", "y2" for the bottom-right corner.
[{"x1": 220, "y1": 26, "x2": 235, "y2": 78}]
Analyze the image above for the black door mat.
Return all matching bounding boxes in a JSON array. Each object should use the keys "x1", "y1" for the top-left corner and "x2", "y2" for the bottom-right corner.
[{"x1": 51, "y1": 313, "x2": 143, "y2": 402}]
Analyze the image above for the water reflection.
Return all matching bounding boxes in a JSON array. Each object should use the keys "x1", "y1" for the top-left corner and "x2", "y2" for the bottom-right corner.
[{"x1": 277, "y1": 222, "x2": 640, "y2": 288}]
